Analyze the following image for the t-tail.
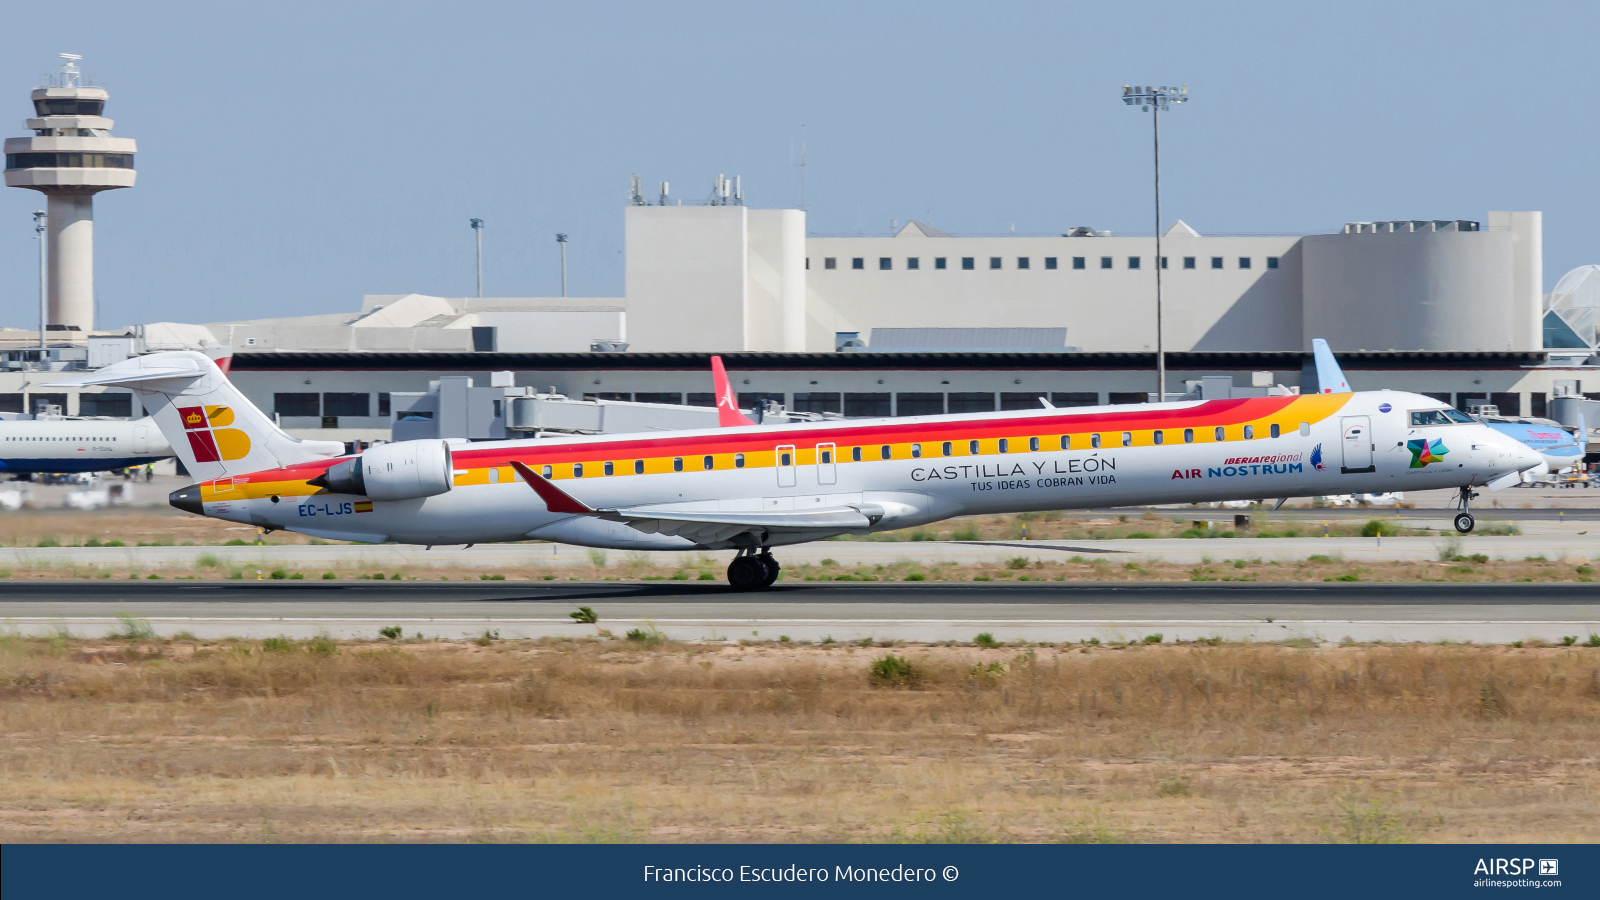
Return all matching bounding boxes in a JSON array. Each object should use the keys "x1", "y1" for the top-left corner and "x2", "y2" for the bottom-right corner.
[
  {"x1": 1311, "y1": 338, "x2": 1351, "y2": 394},
  {"x1": 710, "y1": 355, "x2": 756, "y2": 426},
  {"x1": 52, "y1": 350, "x2": 344, "y2": 482}
]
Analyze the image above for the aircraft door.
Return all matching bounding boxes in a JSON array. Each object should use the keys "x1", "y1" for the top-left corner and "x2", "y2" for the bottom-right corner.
[
  {"x1": 776, "y1": 444, "x2": 797, "y2": 487},
  {"x1": 816, "y1": 442, "x2": 837, "y2": 485},
  {"x1": 1340, "y1": 416, "x2": 1374, "y2": 473},
  {"x1": 133, "y1": 425, "x2": 151, "y2": 454}
]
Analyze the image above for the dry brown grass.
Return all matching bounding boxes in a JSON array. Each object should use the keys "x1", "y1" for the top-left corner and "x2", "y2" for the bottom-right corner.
[
  {"x1": 1, "y1": 634, "x2": 1597, "y2": 843},
  {"x1": 0, "y1": 508, "x2": 315, "y2": 547}
]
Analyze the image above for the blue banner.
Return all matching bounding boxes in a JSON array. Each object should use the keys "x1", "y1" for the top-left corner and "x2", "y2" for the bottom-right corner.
[{"x1": 3, "y1": 844, "x2": 1593, "y2": 898}]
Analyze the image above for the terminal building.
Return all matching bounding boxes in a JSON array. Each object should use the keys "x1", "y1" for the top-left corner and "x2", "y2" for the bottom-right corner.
[{"x1": 4, "y1": 60, "x2": 1600, "y2": 454}]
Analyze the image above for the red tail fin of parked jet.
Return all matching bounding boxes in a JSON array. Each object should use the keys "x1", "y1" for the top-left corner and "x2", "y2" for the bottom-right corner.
[{"x1": 711, "y1": 356, "x2": 756, "y2": 426}]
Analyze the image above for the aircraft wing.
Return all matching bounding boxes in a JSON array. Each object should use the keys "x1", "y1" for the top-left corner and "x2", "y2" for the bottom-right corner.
[{"x1": 508, "y1": 461, "x2": 877, "y2": 543}]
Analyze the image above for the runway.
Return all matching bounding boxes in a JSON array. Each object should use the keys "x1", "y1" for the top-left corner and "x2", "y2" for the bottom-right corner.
[{"x1": 4, "y1": 580, "x2": 1595, "y2": 645}]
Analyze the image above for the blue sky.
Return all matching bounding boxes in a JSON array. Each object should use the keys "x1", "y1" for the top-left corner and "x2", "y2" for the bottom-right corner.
[{"x1": 1, "y1": 0, "x2": 1596, "y2": 327}]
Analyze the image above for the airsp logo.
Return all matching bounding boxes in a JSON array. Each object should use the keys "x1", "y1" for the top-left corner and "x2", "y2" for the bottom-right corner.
[{"x1": 1473, "y1": 858, "x2": 1549, "y2": 876}]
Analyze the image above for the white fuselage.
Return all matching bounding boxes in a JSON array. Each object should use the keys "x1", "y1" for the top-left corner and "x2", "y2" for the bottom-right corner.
[{"x1": 0, "y1": 416, "x2": 171, "y2": 475}]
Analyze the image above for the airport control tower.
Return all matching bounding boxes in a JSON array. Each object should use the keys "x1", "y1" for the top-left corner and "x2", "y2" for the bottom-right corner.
[{"x1": 4, "y1": 54, "x2": 136, "y2": 334}]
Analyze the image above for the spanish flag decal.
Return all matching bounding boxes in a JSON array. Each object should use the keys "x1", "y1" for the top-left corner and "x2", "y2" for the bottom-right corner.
[{"x1": 354, "y1": 501, "x2": 373, "y2": 513}]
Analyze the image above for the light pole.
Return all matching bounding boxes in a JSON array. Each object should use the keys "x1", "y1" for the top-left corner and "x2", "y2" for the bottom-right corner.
[
  {"x1": 470, "y1": 218, "x2": 484, "y2": 297},
  {"x1": 556, "y1": 233, "x2": 568, "y2": 297},
  {"x1": 33, "y1": 210, "x2": 46, "y2": 355},
  {"x1": 1122, "y1": 83, "x2": 1188, "y2": 401}
]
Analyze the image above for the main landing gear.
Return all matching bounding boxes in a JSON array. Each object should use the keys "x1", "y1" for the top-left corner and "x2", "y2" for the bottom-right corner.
[
  {"x1": 727, "y1": 548, "x2": 780, "y2": 590},
  {"x1": 1453, "y1": 485, "x2": 1478, "y2": 534}
]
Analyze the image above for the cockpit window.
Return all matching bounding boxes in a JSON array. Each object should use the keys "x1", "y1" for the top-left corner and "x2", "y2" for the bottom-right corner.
[{"x1": 1411, "y1": 409, "x2": 1473, "y2": 426}]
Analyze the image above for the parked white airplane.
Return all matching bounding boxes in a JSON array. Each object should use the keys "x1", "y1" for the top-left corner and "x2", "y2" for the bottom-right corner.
[
  {"x1": 59, "y1": 350, "x2": 1543, "y2": 588},
  {"x1": 0, "y1": 415, "x2": 172, "y2": 477}
]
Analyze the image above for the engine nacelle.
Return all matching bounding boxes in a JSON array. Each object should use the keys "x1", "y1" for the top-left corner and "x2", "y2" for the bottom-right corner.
[{"x1": 315, "y1": 440, "x2": 453, "y2": 502}]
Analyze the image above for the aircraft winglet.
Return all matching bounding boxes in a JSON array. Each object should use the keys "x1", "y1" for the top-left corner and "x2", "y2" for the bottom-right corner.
[
  {"x1": 1311, "y1": 338, "x2": 1351, "y2": 394},
  {"x1": 509, "y1": 461, "x2": 596, "y2": 514},
  {"x1": 711, "y1": 356, "x2": 756, "y2": 426}
]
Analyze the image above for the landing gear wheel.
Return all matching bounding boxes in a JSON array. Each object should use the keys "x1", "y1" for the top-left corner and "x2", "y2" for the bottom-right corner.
[
  {"x1": 727, "y1": 556, "x2": 766, "y2": 590},
  {"x1": 757, "y1": 553, "x2": 780, "y2": 587},
  {"x1": 1454, "y1": 512, "x2": 1476, "y2": 534}
]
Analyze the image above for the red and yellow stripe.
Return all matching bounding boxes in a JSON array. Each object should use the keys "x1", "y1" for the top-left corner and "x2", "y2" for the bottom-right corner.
[{"x1": 199, "y1": 394, "x2": 1351, "y2": 501}]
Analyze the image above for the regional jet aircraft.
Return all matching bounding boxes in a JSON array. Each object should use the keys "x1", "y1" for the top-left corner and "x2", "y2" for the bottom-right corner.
[{"x1": 59, "y1": 350, "x2": 1542, "y2": 589}]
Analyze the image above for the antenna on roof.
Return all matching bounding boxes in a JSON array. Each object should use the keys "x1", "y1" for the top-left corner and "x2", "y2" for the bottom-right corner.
[
  {"x1": 792, "y1": 126, "x2": 808, "y2": 212},
  {"x1": 658, "y1": 181, "x2": 669, "y2": 205},
  {"x1": 57, "y1": 53, "x2": 83, "y2": 87},
  {"x1": 629, "y1": 174, "x2": 646, "y2": 206}
]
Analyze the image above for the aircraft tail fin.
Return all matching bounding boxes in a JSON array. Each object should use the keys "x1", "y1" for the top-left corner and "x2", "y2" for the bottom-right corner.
[
  {"x1": 1311, "y1": 338, "x2": 1352, "y2": 394},
  {"x1": 51, "y1": 350, "x2": 344, "y2": 481},
  {"x1": 710, "y1": 355, "x2": 756, "y2": 426}
]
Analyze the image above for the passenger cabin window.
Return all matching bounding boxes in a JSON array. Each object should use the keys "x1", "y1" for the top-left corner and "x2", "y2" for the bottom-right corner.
[
  {"x1": 604, "y1": 461, "x2": 614, "y2": 476},
  {"x1": 942, "y1": 441, "x2": 952, "y2": 456},
  {"x1": 1059, "y1": 435, "x2": 1070, "y2": 449},
  {"x1": 1090, "y1": 433, "x2": 1101, "y2": 448},
  {"x1": 634, "y1": 459, "x2": 644, "y2": 474},
  {"x1": 735, "y1": 453, "x2": 745, "y2": 468},
  {"x1": 998, "y1": 438, "x2": 1009, "y2": 453},
  {"x1": 1153, "y1": 430, "x2": 1164, "y2": 444},
  {"x1": 573, "y1": 463, "x2": 584, "y2": 477},
  {"x1": 780, "y1": 451, "x2": 791, "y2": 465},
  {"x1": 820, "y1": 449, "x2": 832, "y2": 463},
  {"x1": 1214, "y1": 427, "x2": 1224, "y2": 441},
  {"x1": 673, "y1": 457, "x2": 683, "y2": 471},
  {"x1": 880, "y1": 445, "x2": 891, "y2": 459},
  {"x1": 1411, "y1": 409, "x2": 1472, "y2": 426},
  {"x1": 1184, "y1": 428, "x2": 1194, "y2": 443},
  {"x1": 1121, "y1": 432, "x2": 1132, "y2": 447},
  {"x1": 1244, "y1": 425, "x2": 1255, "y2": 439},
  {"x1": 852, "y1": 447, "x2": 862, "y2": 461},
  {"x1": 1028, "y1": 436, "x2": 1039, "y2": 451},
  {"x1": 1299, "y1": 422, "x2": 1310, "y2": 437},
  {"x1": 969, "y1": 440, "x2": 979, "y2": 454},
  {"x1": 1270, "y1": 424, "x2": 1280, "y2": 438},
  {"x1": 911, "y1": 443, "x2": 922, "y2": 458},
  {"x1": 703, "y1": 456, "x2": 714, "y2": 470}
]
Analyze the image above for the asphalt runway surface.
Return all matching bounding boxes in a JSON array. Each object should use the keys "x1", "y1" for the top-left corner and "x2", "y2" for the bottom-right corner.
[
  {"x1": 4, "y1": 580, "x2": 1595, "y2": 645},
  {"x1": 1, "y1": 579, "x2": 1598, "y2": 604}
]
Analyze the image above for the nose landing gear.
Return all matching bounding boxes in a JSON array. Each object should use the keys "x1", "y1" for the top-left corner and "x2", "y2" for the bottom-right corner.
[
  {"x1": 726, "y1": 548, "x2": 781, "y2": 590},
  {"x1": 1453, "y1": 485, "x2": 1478, "y2": 534}
]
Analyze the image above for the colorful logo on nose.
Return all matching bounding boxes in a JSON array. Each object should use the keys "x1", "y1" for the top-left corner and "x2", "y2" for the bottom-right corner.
[{"x1": 1407, "y1": 438, "x2": 1449, "y2": 468}]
